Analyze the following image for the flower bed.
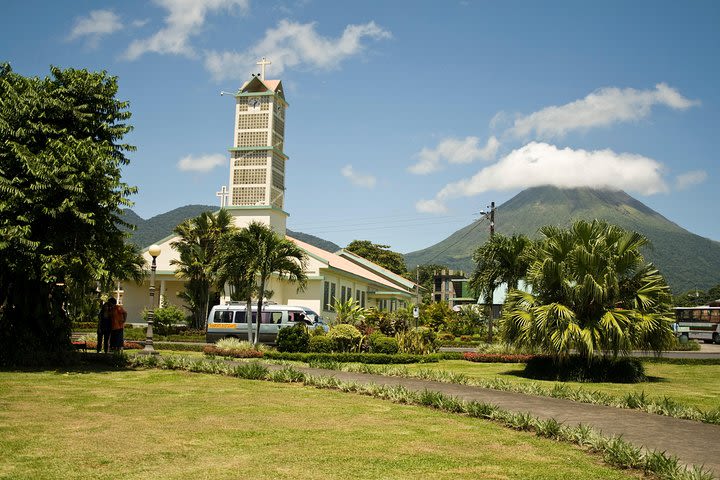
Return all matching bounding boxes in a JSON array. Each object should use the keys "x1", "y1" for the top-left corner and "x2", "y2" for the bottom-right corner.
[
  {"x1": 462, "y1": 352, "x2": 536, "y2": 363},
  {"x1": 204, "y1": 345, "x2": 264, "y2": 358}
]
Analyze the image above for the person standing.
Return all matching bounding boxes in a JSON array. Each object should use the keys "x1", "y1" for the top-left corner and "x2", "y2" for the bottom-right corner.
[
  {"x1": 108, "y1": 297, "x2": 127, "y2": 352},
  {"x1": 96, "y1": 299, "x2": 113, "y2": 353}
]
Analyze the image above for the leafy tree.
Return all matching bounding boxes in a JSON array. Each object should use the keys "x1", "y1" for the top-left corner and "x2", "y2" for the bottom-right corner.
[
  {"x1": 470, "y1": 233, "x2": 533, "y2": 342},
  {"x1": 330, "y1": 297, "x2": 365, "y2": 325},
  {"x1": 673, "y1": 284, "x2": 720, "y2": 307},
  {"x1": 422, "y1": 301, "x2": 454, "y2": 331},
  {"x1": 501, "y1": 220, "x2": 675, "y2": 362},
  {"x1": 171, "y1": 209, "x2": 234, "y2": 329},
  {"x1": 0, "y1": 64, "x2": 142, "y2": 365},
  {"x1": 243, "y1": 222, "x2": 308, "y2": 345},
  {"x1": 346, "y1": 240, "x2": 407, "y2": 275}
]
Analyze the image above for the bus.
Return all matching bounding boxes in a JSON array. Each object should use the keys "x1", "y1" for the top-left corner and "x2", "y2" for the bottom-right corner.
[{"x1": 673, "y1": 306, "x2": 720, "y2": 344}]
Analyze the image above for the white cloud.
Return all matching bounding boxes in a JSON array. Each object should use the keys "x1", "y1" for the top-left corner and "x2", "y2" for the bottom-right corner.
[
  {"x1": 434, "y1": 142, "x2": 668, "y2": 200},
  {"x1": 177, "y1": 153, "x2": 226, "y2": 172},
  {"x1": 675, "y1": 170, "x2": 707, "y2": 190},
  {"x1": 124, "y1": 0, "x2": 249, "y2": 60},
  {"x1": 68, "y1": 10, "x2": 123, "y2": 47},
  {"x1": 509, "y1": 84, "x2": 700, "y2": 139},
  {"x1": 341, "y1": 164, "x2": 376, "y2": 188},
  {"x1": 408, "y1": 136, "x2": 499, "y2": 175},
  {"x1": 415, "y1": 198, "x2": 448, "y2": 214},
  {"x1": 204, "y1": 19, "x2": 391, "y2": 81}
]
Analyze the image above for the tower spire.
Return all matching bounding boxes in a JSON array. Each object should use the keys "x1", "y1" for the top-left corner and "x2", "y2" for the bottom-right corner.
[{"x1": 256, "y1": 56, "x2": 271, "y2": 80}]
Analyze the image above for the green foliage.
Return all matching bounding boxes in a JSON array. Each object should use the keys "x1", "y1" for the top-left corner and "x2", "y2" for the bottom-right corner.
[
  {"x1": 345, "y1": 240, "x2": 407, "y2": 275},
  {"x1": 368, "y1": 333, "x2": 399, "y2": 354},
  {"x1": 308, "y1": 335, "x2": 334, "y2": 353},
  {"x1": 502, "y1": 220, "x2": 676, "y2": 361},
  {"x1": 524, "y1": 356, "x2": 647, "y2": 383},
  {"x1": 443, "y1": 305, "x2": 486, "y2": 337},
  {"x1": 470, "y1": 233, "x2": 533, "y2": 301},
  {"x1": 421, "y1": 301, "x2": 454, "y2": 331},
  {"x1": 396, "y1": 327, "x2": 437, "y2": 355},
  {"x1": 330, "y1": 297, "x2": 365, "y2": 325},
  {"x1": 142, "y1": 304, "x2": 186, "y2": 335},
  {"x1": 673, "y1": 284, "x2": 720, "y2": 306},
  {"x1": 214, "y1": 337, "x2": 267, "y2": 354},
  {"x1": 0, "y1": 64, "x2": 142, "y2": 365},
  {"x1": 327, "y1": 323, "x2": 362, "y2": 352},
  {"x1": 276, "y1": 323, "x2": 310, "y2": 353},
  {"x1": 171, "y1": 209, "x2": 235, "y2": 330}
]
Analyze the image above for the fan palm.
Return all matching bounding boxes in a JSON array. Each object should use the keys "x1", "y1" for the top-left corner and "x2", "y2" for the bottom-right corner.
[{"x1": 501, "y1": 220, "x2": 674, "y2": 361}]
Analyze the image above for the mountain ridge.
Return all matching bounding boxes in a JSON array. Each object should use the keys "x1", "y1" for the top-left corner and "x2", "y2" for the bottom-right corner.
[
  {"x1": 404, "y1": 186, "x2": 720, "y2": 293},
  {"x1": 121, "y1": 204, "x2": 341, "y2": 254}
]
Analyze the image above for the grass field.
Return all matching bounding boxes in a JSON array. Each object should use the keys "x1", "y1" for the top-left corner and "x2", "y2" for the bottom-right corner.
[
  {"x1": 0, "y1": 368, "x2": 641, "y2": 480},
  {"x1": 402, "y1": 361, "x2": 720, "y2": 412}
]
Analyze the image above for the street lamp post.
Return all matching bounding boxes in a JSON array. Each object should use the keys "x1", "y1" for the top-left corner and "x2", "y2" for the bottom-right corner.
[{"x1": 142, "y1": 244, "x2": 161, "y2": 355}]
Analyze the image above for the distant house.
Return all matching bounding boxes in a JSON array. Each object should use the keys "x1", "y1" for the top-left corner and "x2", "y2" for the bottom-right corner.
[{"x1": 432, "y1": 269, "x2": 477, "y2": 309}]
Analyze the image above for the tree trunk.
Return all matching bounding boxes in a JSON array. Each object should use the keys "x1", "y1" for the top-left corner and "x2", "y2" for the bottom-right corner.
[
  {"x1": 254, "y1": 278, "x2": 265, "y2": 346},
  {"x1": 245, "y1": 294, "x2": 253, "y2": 344}
]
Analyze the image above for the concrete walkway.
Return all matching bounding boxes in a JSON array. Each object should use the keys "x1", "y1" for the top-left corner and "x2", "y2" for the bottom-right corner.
[{"x1": 276, "y1": 364, "x2": 720, "y2": 477}]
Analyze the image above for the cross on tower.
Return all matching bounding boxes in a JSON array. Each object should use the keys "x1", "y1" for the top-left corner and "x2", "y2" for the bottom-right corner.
[
  {"x1": 256, "y1": 57, "x2": 271, "y2": 80},
  {"x1": 216, "y1": 185, "x2": 229, "y2": 207}
]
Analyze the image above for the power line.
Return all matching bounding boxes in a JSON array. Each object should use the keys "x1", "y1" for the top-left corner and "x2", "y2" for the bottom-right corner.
[
  {"x1": 301, "y1": 218, "x2": 471, "y2": 235},
  {"x1": 289, "y1": 213, "x2": 469, "y2": 230}
]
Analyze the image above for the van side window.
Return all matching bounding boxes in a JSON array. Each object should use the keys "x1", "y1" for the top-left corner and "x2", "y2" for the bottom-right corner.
[
  {"x1": 272, "y1": 312, "x2": 283, "y2": 324},
  {"x1": 214, "y1": 311, "x2": 232, "y2": 323},
  {"x1": 234, "y1": 311, "x2": 245, "y2": 323},
  {"x1": 260, "y1": 312, "x2": 275, "y2": 324}
]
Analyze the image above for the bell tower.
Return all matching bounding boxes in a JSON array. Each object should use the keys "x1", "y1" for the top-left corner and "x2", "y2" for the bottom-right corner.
[{"x1": 219, "y1": 57, "x2": 289, "y2": 234}]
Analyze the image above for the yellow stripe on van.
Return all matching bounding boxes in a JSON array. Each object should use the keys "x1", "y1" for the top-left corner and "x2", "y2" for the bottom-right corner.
[{"x1": 209, "y1": 323, "x2": 236, "y2": 328}]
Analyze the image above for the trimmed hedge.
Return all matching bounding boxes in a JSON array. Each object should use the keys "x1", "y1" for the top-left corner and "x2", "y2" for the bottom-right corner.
[
  {"x1": 309, "y1": 336, "x2": 334, "y2": 353},
  {"x1": 640, "y1": 357, "x2": 720, "y2": 366},
  {"x1": 276, "y1": 324, "x2": 310, "y2": 353},
  {"x1": 524, "y1": 356, "x2": 646, "y2": 383},
  {"x1": 368, "y1": 334, "x2": 399, "y2": 355},
  {"x1": 264, "y1": 351, "x2": 440, "y2": 364},
  {"x1": 463, "y1": 352, "x2": 536, "y2": 363}
]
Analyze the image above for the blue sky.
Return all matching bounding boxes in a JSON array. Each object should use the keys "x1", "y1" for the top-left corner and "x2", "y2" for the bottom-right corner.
[{"x1": 2, "y1": 0, "x2": 718, "y2": 252}]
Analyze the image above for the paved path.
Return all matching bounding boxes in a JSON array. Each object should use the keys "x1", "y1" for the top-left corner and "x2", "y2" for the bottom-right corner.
[{"x1": 272, "y1": 364, "x2": 720, "y2": 477}]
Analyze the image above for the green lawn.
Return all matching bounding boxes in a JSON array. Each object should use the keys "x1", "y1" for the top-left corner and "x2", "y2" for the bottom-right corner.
[
  {"x1": 403, "y1": 361, "x2": 720, "y2": 412},
  {"x1": 0, "y1": 368, "x2": 640, "y2": 480}
]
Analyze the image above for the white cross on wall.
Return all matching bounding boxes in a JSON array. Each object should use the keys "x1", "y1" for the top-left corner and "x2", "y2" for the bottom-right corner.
[
  {"x1": 257, "y1": 57, "x2": 271, "y2": 80},
  {"x1": 216, "y1": 185, "x2": 229, "y2": 207}
]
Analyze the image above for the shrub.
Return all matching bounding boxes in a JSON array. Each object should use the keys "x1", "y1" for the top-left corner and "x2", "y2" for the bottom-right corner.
[
  {"x1": 203, "y1": 345, "x2": 264, "y2": 358},
  {"x1": 328, "y1": 324, "x2": 362, "y2": 352},
  {"x1": 309, "y1": 335, "x2": 335, "y2": 353},
  {"x1": 142, "y1": 304, "x2": 186, "y2": 335},
  {"x1": 276, "y1": 323, "x2": 310, "y2": 353},
  {"x1": 368, "y1": 333, "x2": 399, "y2": 354},
  {"x1": 524, "y1": 356, "x2": 646, "y2": 383},
  {"x1": 215, "y1": 337, "x2": 267, "y2": 353},
  {"x1": 396, "y1": 327, "x2": 437, "y2": 355},
  {"x1": 437, "y1": 332, "x2": 455, "y2": 342}
]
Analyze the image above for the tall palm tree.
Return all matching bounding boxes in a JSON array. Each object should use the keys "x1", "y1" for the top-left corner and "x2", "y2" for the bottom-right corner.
[
  {"x1": 243, "y1": 222, "x2": 308, "y2": 345},
  {"x1": 470, "y1": 233, "x2": 532, "y2": 341},
  {"x1": 214, "y1": 228, "x2": 257, "y2": 342},
  {"x1": 501, "y1": 219, "x2": 675, "y2": 361},
  {"x1": 171, "y1": 209, "x2": 234, "y2": 329}
]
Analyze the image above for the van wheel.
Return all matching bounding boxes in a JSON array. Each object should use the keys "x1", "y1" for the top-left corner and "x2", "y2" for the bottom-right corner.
[{"x1": 714, "y1": 333, "x2": 720, "y2": 345}]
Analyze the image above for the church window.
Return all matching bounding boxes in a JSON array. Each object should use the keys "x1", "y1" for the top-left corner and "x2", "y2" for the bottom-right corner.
[
  {"x1": 238, "y1": 131, "x2": 268, "y2": 147},
  {"x1": 323, "y1": 282, "x2": 330, "y2": 311},
  {"x1": 330, "y1": 283, "x2": 336, "y2": 306},
  {"x1": 233, "y1": 151, "x2": 267, "y2": 167},
  {"x1": 233, "y1": 168, "x2": 266, "y2": 185},
  {"x1": 232, "y1": 186, "x2": 266, "y2": 205},
  {"x1": 361, "y1": 292, "x2": 366, "y2": 308},
  {"x1": 237, "y1": 113, "x2": 269, "y2": 130}
]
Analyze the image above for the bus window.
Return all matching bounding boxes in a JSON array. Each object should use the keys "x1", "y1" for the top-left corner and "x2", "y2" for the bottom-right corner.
[{"x1": 271, "y1": 312, "x2": 283, "y2": 324}]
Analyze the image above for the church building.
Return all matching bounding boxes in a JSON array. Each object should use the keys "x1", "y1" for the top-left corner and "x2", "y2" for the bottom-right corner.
[{"x1": 120, "y1": 59, "x2": 416, "y2": 323}]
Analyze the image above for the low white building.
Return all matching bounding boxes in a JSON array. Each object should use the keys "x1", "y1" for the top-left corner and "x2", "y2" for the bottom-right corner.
[{"x1": 120, "y1": 60, "x2": 415, "y2": 323}]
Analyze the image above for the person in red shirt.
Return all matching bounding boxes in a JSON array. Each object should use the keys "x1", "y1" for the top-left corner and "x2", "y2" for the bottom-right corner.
[{"x1": 108, "y1": 297, "x2": 127, "y2": 352}]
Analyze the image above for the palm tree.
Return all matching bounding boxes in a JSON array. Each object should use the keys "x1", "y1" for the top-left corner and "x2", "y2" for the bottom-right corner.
[
  {"x1": 469, "y1": 233, "x2": 532, "y2": 341},
  {"x1": 214, "y1": 228, "x2": 257, "y2": 342},
  {"x1": 243, "y1": 222, "x2": 308, "y2": 345},
  {"x1": 171, "y1": 209, "x2": 235, "y2": 329},
  {"x1": 501, "y1": 219, "x2": 675, "y2": 361}
]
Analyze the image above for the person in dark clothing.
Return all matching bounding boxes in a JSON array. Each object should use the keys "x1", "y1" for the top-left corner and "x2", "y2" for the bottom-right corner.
[{"x1": 97, "y1": 299, "x2": 113, "y2": 353}]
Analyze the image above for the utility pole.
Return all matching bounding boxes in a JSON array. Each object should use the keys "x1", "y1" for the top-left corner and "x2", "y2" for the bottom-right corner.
[
  {"x1": 414, "y1": 265, "x2": 420, "y2": 328},
  {"x1": 489, "y1": 201, "x2": 495, "y2": 237}
]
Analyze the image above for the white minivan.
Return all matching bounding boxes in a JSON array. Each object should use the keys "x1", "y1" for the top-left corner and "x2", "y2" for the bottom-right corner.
[{"x1": 205, "y1": 303, "x2": 326, "y2": 344}]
